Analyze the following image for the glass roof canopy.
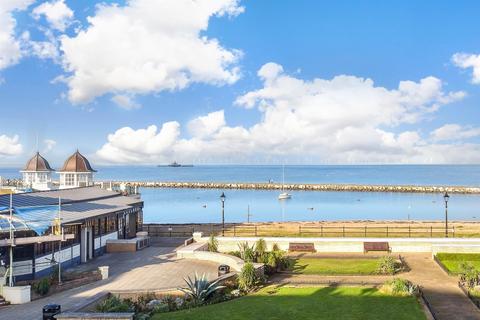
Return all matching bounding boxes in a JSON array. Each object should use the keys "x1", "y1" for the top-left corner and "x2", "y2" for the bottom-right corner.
[{"x1": 0, "y1": 205, "x2": 59, "y2": 235}]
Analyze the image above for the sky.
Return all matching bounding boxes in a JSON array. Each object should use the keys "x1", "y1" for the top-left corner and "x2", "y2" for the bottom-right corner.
[{"x1": 1, "y1": 0, "x2": 480, "y2": 167}]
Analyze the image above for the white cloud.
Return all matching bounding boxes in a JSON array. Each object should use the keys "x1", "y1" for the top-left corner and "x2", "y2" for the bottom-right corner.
[
  {"x1": 42, "y1": 139, "x2": 56, "y2": 153},
  {"x1": 96, "y1": 63, "x2": 476, "y2": 164},
  {"x1": 32, "y1": 0, "x2": 74, "y2": 32},
  {"x1": 111, "y1": 94, "x2": 141, "y2": 110},
  {"x1": 187, "y1": 110, "x2": 225, "y2": 138},
  {"x1": 0, "y1": 134, "x2": 23, "y2": 156},
  {"x1": 96, "y1": 123, "x2": 180, "y2": 163},
  {"x1": 58, "y1": 0, "x2": 243, "y2": 105},
  {"x1": 0, "y1": 0, "x2": 34, "y2": 71},
  {"x1": 431, "y1": 124, "x2": 480, "y2": 142},
  {"x1": 452, "y1": 53, "x2": 480, "y2": 84}
]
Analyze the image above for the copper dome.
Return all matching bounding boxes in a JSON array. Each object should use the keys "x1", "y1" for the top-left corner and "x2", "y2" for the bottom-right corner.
[
  {"x1": 22, "y1": 152, "x2": 54, "y2": 172},
  {"x1": 59, "y1": 150, "x2": 96, "y2": 172}
]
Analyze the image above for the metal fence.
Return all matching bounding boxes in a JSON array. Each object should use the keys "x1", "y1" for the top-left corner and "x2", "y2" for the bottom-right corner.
[{"x1": 143, "y1": 223, "x2": 480, "y2": 238}]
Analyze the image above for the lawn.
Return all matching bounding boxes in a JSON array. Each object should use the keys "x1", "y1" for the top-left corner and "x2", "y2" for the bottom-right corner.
[
  {"x1": 435, "y1": 253, "x2": 480, "y2": 274},
  {"x1": 152, "y1": 286, "x2": 426, "y2": 320},
  {"x1": 288, "y1": 257, "x2": 380, "y2": 275}
]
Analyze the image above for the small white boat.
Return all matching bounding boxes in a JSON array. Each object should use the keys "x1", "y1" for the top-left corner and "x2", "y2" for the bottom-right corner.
[
  {"x1": 278, "y1": 192, "x2": 292, "y2": 200},
  {"x1": 278, "y1": 165, "x2": 292, "y2": 200}
]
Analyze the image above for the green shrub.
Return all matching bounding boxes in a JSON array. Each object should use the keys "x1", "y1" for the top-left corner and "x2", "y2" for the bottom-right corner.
[
  {"x1": 33, "y1": 278, "x2": 50, "y2": 296},
  {"x1": 96, "y1": 295, "x2": 133, "y2": 312},
  {"x1": 207, "y1": 234, "x2": 218, "y2": 252},
  {"x1": 376, "y1": 256, "x2": 397, "y2": 275},
  {"x1": 381, "y1": 278, "x2": 419, "y2": 296},
  {"x1": 238, "y1": 262, "x2": 260, "y2": 292},
  {"x1": 255, "y1": 238, "x2": 267, "y2": 261},
  {"x1": 134, "y1": 293, "x2": 157, "y2": 313},
  {"x1": 238, "y1": 242, "x2": 256, "y2": 262},
  {"x1": 271, "y1": 243, "x2": 280, "y2": 251},
  {"x1": 460, "y1": 262, "x2": 480, "y2": 289}
]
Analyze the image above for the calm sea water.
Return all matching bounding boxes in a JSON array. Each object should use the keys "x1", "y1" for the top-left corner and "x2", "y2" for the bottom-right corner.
[{"x1": 2, "y1": 165, "x2": 480, "y2": 222}]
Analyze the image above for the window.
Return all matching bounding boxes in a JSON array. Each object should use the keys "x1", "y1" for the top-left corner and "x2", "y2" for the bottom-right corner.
[
  {"x1": 37, "y1": 173, "x2": 47, "y2": 183},
  {"x1": 65, "y1": 174, "x2": 75, "y2": 186}
]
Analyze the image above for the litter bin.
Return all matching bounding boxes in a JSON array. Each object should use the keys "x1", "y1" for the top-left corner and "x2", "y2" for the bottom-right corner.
[
  {"x1": 218, "y1": 264, "x2": 230, "y2": 276},
  {"x1": 42, "y1": 304, "x2": 61, "y2": 320}
]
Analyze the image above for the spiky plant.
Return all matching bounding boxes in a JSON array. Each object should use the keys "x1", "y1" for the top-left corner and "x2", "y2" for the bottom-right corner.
[
  {"x1": 238, "y1": 242, "x2": 256, "y2": 262},
  {"x1": 255, "y1": 238, "x2": 267, "y2": 261},
  {"x1": 179, "y1": 273, "x2": 225, "y2": 305},
  {"x1": 207, "y1": 234, "x2": 218, "y2": 252}
]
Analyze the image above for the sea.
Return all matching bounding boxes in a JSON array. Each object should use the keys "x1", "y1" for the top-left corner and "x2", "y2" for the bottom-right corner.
[{"x1": 1, "y1": 165, "x2": 480, "y2": 223}]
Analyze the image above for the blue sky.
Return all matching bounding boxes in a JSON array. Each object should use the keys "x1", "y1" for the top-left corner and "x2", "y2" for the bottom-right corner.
[{"x1": 1, "y1": 0, "x2": 480, "y2": 166}]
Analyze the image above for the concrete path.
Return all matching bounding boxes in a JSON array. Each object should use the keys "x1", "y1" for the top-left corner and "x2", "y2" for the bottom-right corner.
[
  {"x1": 403, "y1": 253, "x2": 480, "y2": 320},
  {"x1": 0, "y1": 246, "x2": 219, "y2": 320}
]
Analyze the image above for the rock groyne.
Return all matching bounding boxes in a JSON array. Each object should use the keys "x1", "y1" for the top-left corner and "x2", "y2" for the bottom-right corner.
[{"x1": 105, "y1": 181, "x2": 480, "y2": 194}]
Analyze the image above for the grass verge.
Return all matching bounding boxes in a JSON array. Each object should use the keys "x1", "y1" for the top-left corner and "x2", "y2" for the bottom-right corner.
[
  {"x1": 435, "y1": 253, "x2": 480, "y2": 274},
  {"x1": 151, "y1": 286, "x2": 426, "y2": 320}
]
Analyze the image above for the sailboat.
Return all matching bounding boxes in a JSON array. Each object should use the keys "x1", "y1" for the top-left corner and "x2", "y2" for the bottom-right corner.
[{"x1": 278, "y1": 165, "x2": 292, "y2": 200}]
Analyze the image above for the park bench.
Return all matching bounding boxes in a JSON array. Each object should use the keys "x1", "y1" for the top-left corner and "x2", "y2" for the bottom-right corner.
[
  {"x1": 363, "y1": 242, "x2": 390, "y2": 253},
  {"x1": 289, "y1": 242, "x2": 316, "y2": 252}
]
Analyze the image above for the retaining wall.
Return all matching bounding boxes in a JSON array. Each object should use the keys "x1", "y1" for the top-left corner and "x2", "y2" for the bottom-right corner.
[{"x1": 192, "y1": 233, "x2": 480, "y2": 254}]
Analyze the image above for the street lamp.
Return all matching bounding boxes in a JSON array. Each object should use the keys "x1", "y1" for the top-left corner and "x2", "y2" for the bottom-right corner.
[
  {"x1": 220, "y1": 192, "x2": 226, "y2": 236},
  {"x1": 444, "y1": 192, "x2": 450, "y2": 238}
]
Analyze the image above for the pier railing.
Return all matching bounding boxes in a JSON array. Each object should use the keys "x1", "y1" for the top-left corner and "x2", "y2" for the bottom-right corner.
[{"x1": 143, "y1": 223, "x2": 480, "y2": 238}]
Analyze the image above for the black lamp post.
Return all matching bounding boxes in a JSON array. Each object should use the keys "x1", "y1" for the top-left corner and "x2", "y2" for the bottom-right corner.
[
  {"x1": 220, "y1": 192, "x2": 226, "y2": 236},
  {"x1": 444, "y1": 192, "x2": 450, "y2": 238}
]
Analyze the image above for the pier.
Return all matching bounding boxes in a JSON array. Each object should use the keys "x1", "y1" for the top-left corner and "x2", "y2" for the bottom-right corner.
[{"x1": 102, "y1": 181, "x2": 480, "y2": 194}]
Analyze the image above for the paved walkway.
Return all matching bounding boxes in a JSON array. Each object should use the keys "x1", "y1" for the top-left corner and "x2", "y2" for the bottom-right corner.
[
  {"x1": 0, "y1": 246, "x2": 219, "y2": 320},
  {"x1": 274, "y1": 253, "x2": 480, "y2": 320},
  {"x1": 403, "y1": 253, "x2": 480, "y2": 320}
]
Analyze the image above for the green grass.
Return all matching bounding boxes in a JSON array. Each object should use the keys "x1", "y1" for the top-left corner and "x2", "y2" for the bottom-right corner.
[
  {"x1": 288, "y1": 257, "x2": 380, "y2": 275},
  {"x1": 436, "y1": 253, "x2": 480, "y2": 274},
  {"x1": 152, "y1": 286, "x2": 426, "y2": 320}
]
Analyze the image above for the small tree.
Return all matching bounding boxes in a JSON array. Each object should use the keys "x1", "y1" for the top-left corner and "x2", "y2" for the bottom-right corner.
[{"x1": 207, "y1": 234, "x2": 218, "y2": 252}]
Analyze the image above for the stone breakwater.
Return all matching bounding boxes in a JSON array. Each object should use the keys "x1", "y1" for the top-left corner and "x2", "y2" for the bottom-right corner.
[{"x1": 106, "y1": 181, "x2": 480, "y2": 194}]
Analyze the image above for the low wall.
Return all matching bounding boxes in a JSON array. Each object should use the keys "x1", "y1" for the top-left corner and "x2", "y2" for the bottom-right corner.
[
  {"x1": 106, "y1": 236, "x2": 150, "y2": 253},
  {"x1": 432, "y1": 244, "x2": 480, "y2": 256},
  {"x1": 192, "y1": 233, "x2": 480, "y2": 254},
  {"x1": 177, "y1": 240, "x2": 264, "y2": 274}
]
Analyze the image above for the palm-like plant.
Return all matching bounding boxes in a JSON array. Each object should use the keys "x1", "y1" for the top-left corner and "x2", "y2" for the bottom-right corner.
[
  {"x1": 238, "y1": 242, "x2": 256, "y2": 262},
  {"x1": 179, "y1": 273, "x2": 225, "y2": 305}
]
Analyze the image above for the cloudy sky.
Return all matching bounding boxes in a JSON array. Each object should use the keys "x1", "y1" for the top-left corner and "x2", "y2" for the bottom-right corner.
[{"x1": 1, "y1": 0, "x2": 480, "y2": 166}]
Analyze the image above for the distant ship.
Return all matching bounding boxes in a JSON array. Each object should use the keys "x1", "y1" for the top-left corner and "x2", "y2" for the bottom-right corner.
[{"x1": 158, "y1": 161, "x2": 194, "y2": 167}]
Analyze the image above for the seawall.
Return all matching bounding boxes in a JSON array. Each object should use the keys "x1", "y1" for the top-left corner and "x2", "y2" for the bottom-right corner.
[{"x1": 103, "y1": 181, "x2": 480, "y2": 194}]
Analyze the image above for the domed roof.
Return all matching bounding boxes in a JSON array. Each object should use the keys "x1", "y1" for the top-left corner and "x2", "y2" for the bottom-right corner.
[
  {"x1": 22, "y1": 152, "x2": 54, "y2": 172},
  {"x1": 59, "y1": 150, "x2": 96, "y2": 172}
]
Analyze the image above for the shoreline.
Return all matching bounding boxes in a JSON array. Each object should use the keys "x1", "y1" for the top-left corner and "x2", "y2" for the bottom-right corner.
[{"x1": 106, "y1": 181, "x2": 480, "y2": 194}]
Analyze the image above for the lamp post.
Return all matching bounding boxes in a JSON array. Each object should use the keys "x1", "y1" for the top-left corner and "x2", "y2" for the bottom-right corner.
[
  {"x1": 444, "y1": 192, "x2": 450, "y2": 238},
  {"x1": 220, "y1": 192, "x2": 226, "y2": 236}
]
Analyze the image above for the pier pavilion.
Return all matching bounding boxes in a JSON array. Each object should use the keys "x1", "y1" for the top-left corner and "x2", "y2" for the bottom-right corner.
[{"x1": 0, "y1": 186, "x2": 143, "y2": 281}]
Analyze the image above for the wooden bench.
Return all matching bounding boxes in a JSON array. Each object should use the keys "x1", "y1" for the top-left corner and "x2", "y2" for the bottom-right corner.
[
  {"x1": 364, "y1": 242, "x2": 390, "y2": 253},
  {"x1": 289, "y1": 242, "x2": 316, "y2": 252}
]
